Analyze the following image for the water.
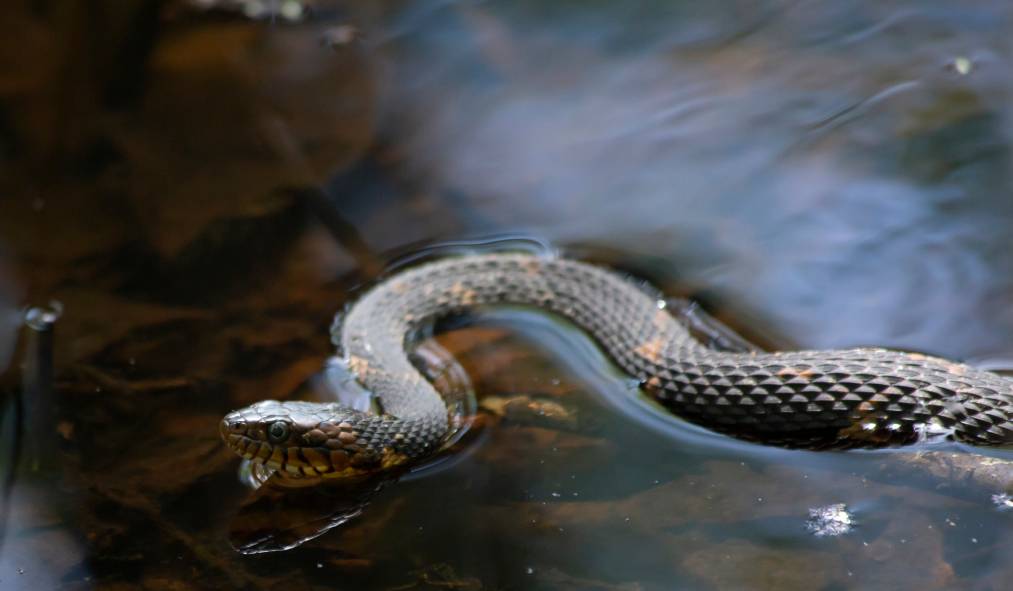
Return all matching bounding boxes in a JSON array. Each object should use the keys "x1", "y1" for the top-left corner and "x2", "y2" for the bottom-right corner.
[{"x1": 3, "y1": 0, "x2": 1013, "y2": 589}]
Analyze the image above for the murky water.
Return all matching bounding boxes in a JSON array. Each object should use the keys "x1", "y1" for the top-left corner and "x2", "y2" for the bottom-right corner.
[{"x1": 3, "y1": 0, "x2": 1013, "y2": 589}]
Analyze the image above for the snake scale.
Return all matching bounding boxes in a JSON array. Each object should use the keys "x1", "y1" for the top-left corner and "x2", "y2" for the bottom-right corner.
[{"x1": 220, "y1": 253, "x2": 1013, "y2": 479}]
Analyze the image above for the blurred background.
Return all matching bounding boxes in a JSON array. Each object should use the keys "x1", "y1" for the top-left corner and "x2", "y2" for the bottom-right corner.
[{"x1": 2, "y1": 1, "x2": 1013, "y2": 589}]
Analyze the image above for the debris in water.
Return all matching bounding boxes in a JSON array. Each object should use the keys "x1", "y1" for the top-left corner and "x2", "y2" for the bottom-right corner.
[
  {"x1": 946, "y1": 56, "x2": 975, "y2": 75},
  {"x1": 806, "y1": 503, "x2": 854, "y2": 537},
  {"x1": 991, "y1": 493, "x2": 1013, "y2": 511}
]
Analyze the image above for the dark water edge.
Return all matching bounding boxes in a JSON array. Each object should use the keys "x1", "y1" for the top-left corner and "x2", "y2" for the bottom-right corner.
[{"x1": 3, "y1": 1, "x2": 1013, "y2": 589}]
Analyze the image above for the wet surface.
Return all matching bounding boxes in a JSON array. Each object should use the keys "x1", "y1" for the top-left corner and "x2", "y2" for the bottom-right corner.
[{"x1": 3, "y1": 0, "x2": 1013, "y2": 589}]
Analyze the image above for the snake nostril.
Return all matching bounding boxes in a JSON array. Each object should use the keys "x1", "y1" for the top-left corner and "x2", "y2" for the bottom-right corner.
[{"x1": 220, "y1": 418, "x2": 245, "y2": 440}]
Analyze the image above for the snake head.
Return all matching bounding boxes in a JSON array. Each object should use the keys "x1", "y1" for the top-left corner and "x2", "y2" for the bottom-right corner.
[{"x1": 220, "y1": 400, "x2": 395, "y2": 480}]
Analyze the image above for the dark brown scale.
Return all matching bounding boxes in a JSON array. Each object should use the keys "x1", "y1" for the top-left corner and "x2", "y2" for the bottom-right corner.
[{"x1": 335, "y1": 253, "x2": 1013, "y2": 460}]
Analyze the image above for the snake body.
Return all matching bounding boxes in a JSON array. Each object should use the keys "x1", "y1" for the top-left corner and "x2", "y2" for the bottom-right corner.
[{"x1": 221, "y1": 253, "x2": 1013, "y2": 479}]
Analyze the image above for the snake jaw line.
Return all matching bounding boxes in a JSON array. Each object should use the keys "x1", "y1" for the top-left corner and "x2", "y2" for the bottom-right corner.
[{"x1": 220, "y1": 399, "x2": 411, "y2": 479}]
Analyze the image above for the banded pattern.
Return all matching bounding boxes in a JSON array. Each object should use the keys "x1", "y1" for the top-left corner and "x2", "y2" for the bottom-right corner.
[{"x1": 221, "y1": 253, "x2": 1013, "y2": 478}]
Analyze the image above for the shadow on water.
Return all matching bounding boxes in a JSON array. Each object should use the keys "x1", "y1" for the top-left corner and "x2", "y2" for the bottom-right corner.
[{"x1": 2, "y1": 0, "x2": 1013, "y2": 589}]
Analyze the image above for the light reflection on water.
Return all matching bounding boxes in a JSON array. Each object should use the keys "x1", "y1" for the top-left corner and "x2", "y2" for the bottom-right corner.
[{"x1": 355, "y1": 1, "x2": 1013, "y2": 361}]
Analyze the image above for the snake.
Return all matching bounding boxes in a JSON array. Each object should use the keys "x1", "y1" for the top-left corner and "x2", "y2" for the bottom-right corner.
[{"x1": 219, "y1": 253, "x2": 1013, "y2": 480}]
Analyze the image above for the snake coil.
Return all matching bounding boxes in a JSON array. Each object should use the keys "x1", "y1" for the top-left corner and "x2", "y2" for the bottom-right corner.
[{"x1": 221, "y1": 253, "x2": 1013, "y2": 479}]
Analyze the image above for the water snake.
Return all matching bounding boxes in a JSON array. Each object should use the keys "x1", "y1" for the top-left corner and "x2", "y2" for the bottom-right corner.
[{"x1": 220, "y1": 253, "x2": 1013, "y2": 479}]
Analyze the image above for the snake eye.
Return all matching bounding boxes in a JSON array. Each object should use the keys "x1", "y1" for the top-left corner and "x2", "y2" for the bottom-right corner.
[{"x1": 267, "y1": 421, "x2": 289, "y2": 442}]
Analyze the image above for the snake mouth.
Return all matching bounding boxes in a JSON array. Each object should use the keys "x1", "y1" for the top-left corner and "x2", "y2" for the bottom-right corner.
[
  {"x1": 220, "y1": 419, "x2": 375, "y2": 479},
  {"x1": 222, "y1": 429, "x2": 274, "y2": 464}
]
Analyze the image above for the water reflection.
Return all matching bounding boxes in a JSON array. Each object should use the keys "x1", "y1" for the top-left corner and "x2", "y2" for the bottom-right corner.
[
  {"x1": 358, "y1": 0, "x2": 1013, "y2": 360},
  {"x1": 0, "y1": 307, "x2": 89, "y2": 589},
  {"x1": 2, "y1": 0, "x2": 1013, "y2": 588}
]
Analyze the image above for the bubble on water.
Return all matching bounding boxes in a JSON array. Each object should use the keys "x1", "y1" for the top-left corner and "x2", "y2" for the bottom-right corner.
[
  {"x1": 24, "y1": 301, "x2": 63, "y2": 330},
  {"x1": 946, "y1": 56, "x2": 975, "y2": 75},
  {"x1": 806, "y1": 503, "x2": 854, "y2": 537}
]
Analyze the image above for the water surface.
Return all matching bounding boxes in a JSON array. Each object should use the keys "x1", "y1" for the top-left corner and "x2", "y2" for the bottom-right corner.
[{"x1": 2, "y1": 1, "x2": 1013, "y2": 589}]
